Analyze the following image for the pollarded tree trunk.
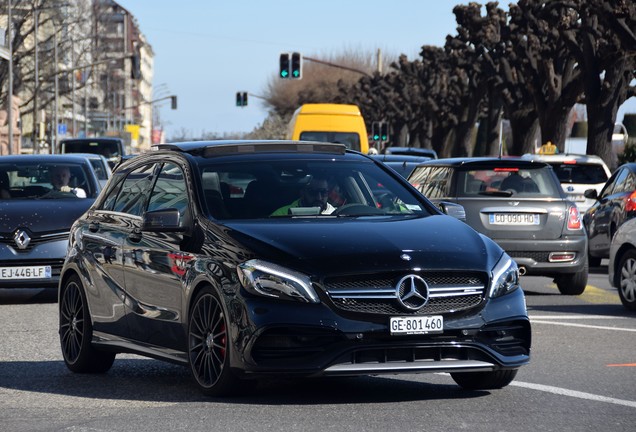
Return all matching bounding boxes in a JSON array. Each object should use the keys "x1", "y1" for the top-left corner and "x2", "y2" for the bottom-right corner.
[
  {"x1": 509, "y1": 112, "x2": 539, "y2": 156},
  {"x1": 587, "y1": 102, "x2": 620, "y2": 170},
  {"x1": 538, "y1": 103, "x2": 572, "y2": 151}
]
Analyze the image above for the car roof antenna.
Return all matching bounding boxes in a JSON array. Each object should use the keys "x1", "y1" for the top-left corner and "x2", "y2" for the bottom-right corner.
[{"x1": 498, "y1": 111, "x2": 504, "y2": 159}]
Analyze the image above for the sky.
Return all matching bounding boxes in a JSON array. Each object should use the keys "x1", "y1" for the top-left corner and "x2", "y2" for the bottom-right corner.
[{"x1": 123, "y1": 0, "x2": 636, "y2": 140}]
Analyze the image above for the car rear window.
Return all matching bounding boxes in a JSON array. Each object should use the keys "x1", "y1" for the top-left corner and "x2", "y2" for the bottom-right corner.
[
  {"x1": 457, "y1": 167, "x2": 562, "y2": 197},
  {"x1": 548, "y1": 163, "x2": 608, "y2": 185}
]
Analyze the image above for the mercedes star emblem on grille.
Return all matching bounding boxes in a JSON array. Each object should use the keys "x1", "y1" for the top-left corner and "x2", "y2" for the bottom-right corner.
[
  {"x1": 396, "y1": 275, "x2": 429, "y2": 311},
  {"x1": 14, "y1": 230, "x2": 31, "y2": 250}
]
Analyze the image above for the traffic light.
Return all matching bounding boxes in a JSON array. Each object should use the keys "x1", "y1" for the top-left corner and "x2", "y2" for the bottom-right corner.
[
  {"x1": 279, "y1": 53, "x2": 290, "y2": 78},
  {"x1": 235, "y1": 92, "x2": 248, "y2": 107},
  {"x1": 170, "y1": 95, "x2": 178, "y2": 110},
  {"x1": 291, "y1": 52, "x2": 302, "y2": 79},
  {"x1": 380, "y1": 123, "x2": 389, "y2": 142},
  {"x1": 371, "y1": 122, "x2": 381, "y2": 142}
]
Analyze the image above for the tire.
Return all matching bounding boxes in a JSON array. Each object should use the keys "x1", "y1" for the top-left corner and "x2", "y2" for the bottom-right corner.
[
  {"x1": 59, "y1": 275, "x2": 115, "y2": 373},
  {"x1": 188, "y1": 287, "x2": 239, "y2": 396},
  {"x1": 451, "y1": 369, "x2": 518, "y2": 390},
  {"x1": 617, "y1": 250, "x2": 636, "y2": 311},
  {"x1": 555, "y1": 258, "x2": 588, "y2": 295}
]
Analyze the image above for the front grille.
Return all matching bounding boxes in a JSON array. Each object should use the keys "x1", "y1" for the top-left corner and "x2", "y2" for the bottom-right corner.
[
  {"x1": 323, "y1": 272, "x2": 487, "y2": 316},
  {"x1": 0, "y1": 231, "x2": 69, "y2": 253},
  {"x1": 507, "y1": 251, "x2": 550, "y2": 262}
]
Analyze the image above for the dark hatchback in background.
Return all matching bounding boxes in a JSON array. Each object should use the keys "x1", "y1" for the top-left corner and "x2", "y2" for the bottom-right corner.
[
  {"x1": 384, "y1": 146, "x2": 438, "y2": 159},
  {"x1": 58, "y1": 141, "x2": 530, "y2": 396},
  {"x1": 408, "y1": 157, "x2": 588, "y2": 295},
  {"x1": 583, "y1": 162, "x2": 636, "y2": 267},
  {"x1": 0, "y1": 154, "x2": 101, "y2": 290},
  {"x1": 59, "y1": 137, "x2": 126, "y2": 169},
  {"x1": 370, "y1": 154, "x2": 432, "y2": 178}
]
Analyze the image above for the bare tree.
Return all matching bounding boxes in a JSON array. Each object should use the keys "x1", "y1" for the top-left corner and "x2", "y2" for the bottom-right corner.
[{"x1": 559, "y1": 0, "x2": 636, "y2": 167}]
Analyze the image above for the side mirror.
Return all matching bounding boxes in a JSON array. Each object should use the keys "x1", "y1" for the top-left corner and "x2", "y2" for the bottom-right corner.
[
  {"x1": 142, "y1": 208, "x2": 186, "y2": 232},
  {"x1": 438, "y1": 201, "x2": 466, "y2": 222},
  {"x1": 584, "y1": 189, "x2": 598, "y2": 200}
]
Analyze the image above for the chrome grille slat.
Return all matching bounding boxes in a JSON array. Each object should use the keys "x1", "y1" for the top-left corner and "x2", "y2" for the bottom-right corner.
[{"x1": 323, "y1": 272, "x2": 487, "y2": 316}]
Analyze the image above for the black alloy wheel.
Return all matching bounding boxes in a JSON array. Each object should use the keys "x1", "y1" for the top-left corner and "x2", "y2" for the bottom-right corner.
[
  {"x1": 617, "y1": 250, "x2": 636, "y2": 311},
  {"x1": 188, "y1": 287, "x2": 238, "y2": 396},
  {"x1": 59, "y1": 275, "x2": 115, "y2": 373}
]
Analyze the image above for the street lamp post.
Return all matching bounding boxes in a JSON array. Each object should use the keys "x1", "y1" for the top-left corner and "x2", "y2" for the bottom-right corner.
[{"x1": 7, "y1": 0, "x2": 14, "y2": 154}]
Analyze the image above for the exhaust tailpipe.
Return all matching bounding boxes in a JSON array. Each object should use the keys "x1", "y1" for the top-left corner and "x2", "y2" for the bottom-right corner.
[{"x1": 518, "y1": 266, "x2": 527, "y2": 276}]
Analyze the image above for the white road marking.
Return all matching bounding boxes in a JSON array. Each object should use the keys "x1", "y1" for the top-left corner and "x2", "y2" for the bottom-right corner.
[
  {"x1": 530, "y1": 319, "x2": 636, "y2": 332},
  {"x1": 510, "y1": 380, "x2": 636, "y2": 409},
  {"x1": 529, "y1": 315, "x2": 628, "y2": 320},
  {"x1": 437, "y1": 373, "x2": 636, "y2": 409}
]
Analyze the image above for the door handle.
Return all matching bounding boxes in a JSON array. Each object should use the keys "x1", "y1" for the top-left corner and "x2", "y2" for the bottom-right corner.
[{"x1": 128, "y1": 228, "x2": 142, "y2": 243}]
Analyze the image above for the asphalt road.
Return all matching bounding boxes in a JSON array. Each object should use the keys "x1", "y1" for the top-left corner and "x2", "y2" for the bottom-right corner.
[{"x1": 1, "y1": 264, "x2": 634, "y2": 432}]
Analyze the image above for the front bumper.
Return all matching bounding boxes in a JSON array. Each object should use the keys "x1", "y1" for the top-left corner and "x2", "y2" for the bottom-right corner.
[
  {"x1": 0, "y1": 239, "x2": 67, "y2": 289},
  {"x1": 228, "y1": 288, "x2": 531, "y2": 378}
]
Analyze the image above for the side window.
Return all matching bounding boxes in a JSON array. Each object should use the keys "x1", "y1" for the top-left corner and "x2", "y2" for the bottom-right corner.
[
  {"x1": 622, "y1": 172, "x2": 636, "y2": 193},
  {"x1": 603, "y1": 168, "x2": 627, "y2": 197},
  {"x1": 112, "y1": 164, "x2": 157, "y2": 216},
  {"x1": 423, "y1": 167, "x2": 452, "y2": 199},
  {"x1": 147, "y1": 163, "x2": 189, "y2": 219},
  {"x1": 409, "y1": 167, "x2": 431, "y2": 194},
  {"x1": 100, "y1": 173, "x2": 125, "y2": 210}
]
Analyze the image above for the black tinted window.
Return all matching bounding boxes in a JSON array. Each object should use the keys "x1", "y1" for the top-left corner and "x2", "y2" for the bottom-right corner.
[
  {"x1": 549, "y1": 163, "x2": 608, "y2": 184},
  {"x1": 112, "y1": 164, "x2": 156, "y2": 216},
  {"x1": 148, "y1": 163, "x2": 189, "y2": 219}
]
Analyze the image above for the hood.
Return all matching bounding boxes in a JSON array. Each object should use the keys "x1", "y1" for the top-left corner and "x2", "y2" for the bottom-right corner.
[
  {"x1": 0, "y1": 199, "x2": 94, "y2": 233},
  {"x1": 224, "y1": 215, "x2": 496, "y2": 275}
]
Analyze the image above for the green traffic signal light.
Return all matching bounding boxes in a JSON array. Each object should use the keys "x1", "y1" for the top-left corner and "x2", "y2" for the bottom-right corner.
[
  {"x1": 371, "y1": 122, "x2": 380, "y2": 141},
  {"x1": 279, "y1": 53, "x2": 290, "y2": 79},
  {"x1": 291, "y1": 52, "x2": 302, "y2": 79},
  {"x1": 380, "y1": 123, "x2": 389, "y2": 141}
]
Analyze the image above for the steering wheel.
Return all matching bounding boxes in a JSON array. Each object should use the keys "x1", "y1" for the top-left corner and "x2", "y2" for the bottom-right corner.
[{"x1": 332, "y1": 203, "x2": 384, "y2": 216}]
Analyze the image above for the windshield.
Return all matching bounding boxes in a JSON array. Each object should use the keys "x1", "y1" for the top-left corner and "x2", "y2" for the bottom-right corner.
[
  {"x1": 456, "y1": 166, "x2": 562, "y2": 197},
  {"x1": 548, "y1": 162, "x2": 609, "y2": 185},
  {"x1": 298, "y1": 132, "x2": 361, "y2": 152},
  {"x1": 0, "y1": 161, "x2": 94, "y2": 200},
  {"x1": 198, "y1": 159, "x2": 430, "y2": 220}
]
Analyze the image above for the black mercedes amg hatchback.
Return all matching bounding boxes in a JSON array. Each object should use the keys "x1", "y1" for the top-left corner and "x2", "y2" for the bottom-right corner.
[{"x1": 58, "y1": 141, "x2": 531, "y2": 396}]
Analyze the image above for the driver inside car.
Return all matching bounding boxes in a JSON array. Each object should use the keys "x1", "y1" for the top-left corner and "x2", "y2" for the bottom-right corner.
[
  {"x1": 47, "y1": 166, "x2": 87, "y2": 198},
  {"x1": 271, "y1": 176, "x2": 336, "y2": 216}
]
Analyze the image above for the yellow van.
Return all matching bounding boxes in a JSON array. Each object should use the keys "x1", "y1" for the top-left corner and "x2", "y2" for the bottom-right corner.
[{"x1": 287, "y1": 103, "x2": 369, "y2": 153}]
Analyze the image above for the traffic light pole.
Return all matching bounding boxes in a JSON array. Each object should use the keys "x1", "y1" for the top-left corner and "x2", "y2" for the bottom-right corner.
[
  {"x1": 302, "y1": 56, "x2": 372, "y2": 78},
  {"x1": 121, "y1": 94, "x2": 178, "y2": 111}
]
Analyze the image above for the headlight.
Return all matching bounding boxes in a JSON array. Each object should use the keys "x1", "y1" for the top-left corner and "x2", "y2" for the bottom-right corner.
[
  {"x1": 489, "y1": 254, "x2": 520, "y2": 298},
  {"x1": 237, "y1": 259, "x2": 319, "y2": 303}
]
